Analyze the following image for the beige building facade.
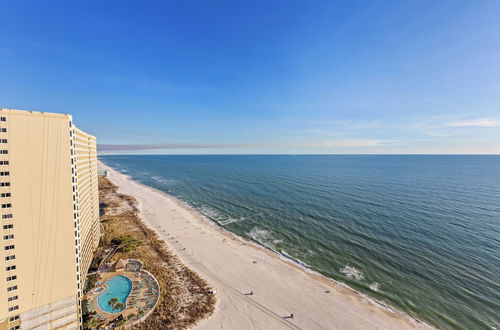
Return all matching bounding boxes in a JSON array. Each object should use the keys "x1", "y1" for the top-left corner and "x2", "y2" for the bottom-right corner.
[{"x1": 0, "y1": 109, "x2": 99, "y2": 330}]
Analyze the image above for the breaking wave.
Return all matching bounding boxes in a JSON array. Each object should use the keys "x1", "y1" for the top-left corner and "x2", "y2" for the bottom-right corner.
[
  {"x1": 369, "y1": 282, "x2": 380, "y2": 292},
  {"x1": 247, "y1": 227, "x2": 273, "y2": 242},
  {"x1": 219, "y1": 217, "x2": 247, "y2": 226},
  {"x1": 339, "y1": 265, "x2": 364, "y2": 281}
]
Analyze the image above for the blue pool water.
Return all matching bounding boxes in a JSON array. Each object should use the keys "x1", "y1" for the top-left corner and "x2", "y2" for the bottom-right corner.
[{"x1": 97, "y1": 275, "x2": 133, "y2": 313}]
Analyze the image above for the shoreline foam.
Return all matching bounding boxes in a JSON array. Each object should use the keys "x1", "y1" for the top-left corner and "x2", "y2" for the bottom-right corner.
[{"x1": 99, "y1": 160, "x2": 433, "y2": 329}]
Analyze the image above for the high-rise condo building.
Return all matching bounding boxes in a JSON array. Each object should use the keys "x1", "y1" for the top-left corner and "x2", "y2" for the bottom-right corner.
[{"x1": 0, "y1": 109, "x2": 99, "y2": 330}]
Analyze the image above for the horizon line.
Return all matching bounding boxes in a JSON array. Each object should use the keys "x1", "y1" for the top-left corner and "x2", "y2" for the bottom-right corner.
[{"x1": 98, "y1": 153, "x2": 500, "y2": 156}]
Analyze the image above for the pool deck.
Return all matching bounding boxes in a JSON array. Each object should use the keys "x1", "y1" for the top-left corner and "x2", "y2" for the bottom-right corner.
[{"x1": 85, "y1": 259, "x2": 160, "y2": 327}]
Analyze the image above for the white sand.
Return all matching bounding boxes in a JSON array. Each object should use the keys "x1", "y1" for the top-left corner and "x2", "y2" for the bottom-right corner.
[{"x1": 100, "y1": 161, "x2": 431, "y2": 330}]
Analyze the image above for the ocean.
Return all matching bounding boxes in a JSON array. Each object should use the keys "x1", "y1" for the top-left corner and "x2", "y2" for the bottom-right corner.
[{"x1": 100, "y1": 155, "x2": 500, "y2": 329}]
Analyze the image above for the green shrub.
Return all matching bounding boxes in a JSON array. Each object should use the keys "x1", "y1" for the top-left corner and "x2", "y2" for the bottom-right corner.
[
  {"x1": 84, "y1": 273, "x2": 98, "y2": 293},
  {"x1": 112, "y1": 235, "x2": 142, "y2": 252}
]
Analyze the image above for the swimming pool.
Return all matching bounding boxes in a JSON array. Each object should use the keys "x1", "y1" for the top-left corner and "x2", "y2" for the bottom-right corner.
[{"x1": 97, "y1": 275, "x2": 133, "y2": 313}]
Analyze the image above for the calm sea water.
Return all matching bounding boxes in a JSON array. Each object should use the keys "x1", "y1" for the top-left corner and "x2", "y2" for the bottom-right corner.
[{"x1": 100, "y1": 155, "x2": 500, "y2": 329}]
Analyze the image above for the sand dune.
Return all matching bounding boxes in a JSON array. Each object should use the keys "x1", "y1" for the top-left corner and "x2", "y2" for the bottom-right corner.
[{"x1": 99, "y1": 161, "x2": 431, "y2": 330}]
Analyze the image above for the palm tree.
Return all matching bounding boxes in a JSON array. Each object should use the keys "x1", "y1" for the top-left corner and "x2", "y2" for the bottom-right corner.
[
  {"x1": 114, "y1": 302, "x2": 125, "y2": 312},
  {"x1": 86, "y1": 316, "x2": 101, "y2": 329},
  {"x1": 108, "y1": 297, "x2": 119, "y2": 312}
]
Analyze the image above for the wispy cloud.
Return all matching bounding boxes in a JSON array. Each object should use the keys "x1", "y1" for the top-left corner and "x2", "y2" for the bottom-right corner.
[
  {"x1": 444, "y1": 118, "x2": 500, "y2": 128},
  {"x1": 98, "y1": 139, "x2": 388, "y2": 152},
  {"x1": 299, "y1": 139, "x2": 392, "y2": 148},
  {"x1": 413, "y1": 116, "x2": 500, "y2": 137},
  {"x1": 98, "y1": 143, "x2": 253, "y2": 151},
  {"x1": 296, "y1": 119, "x2": 389, "y2": 130}
]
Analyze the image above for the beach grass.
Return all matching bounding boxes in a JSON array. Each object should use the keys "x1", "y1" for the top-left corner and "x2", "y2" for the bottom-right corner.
[{"x1": 96, "y1": 176, "x2": 215, "y2": 329}]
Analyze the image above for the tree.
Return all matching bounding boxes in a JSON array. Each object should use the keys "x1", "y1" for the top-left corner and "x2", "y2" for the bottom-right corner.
[
  {"x1": 85, "y1": 316, "x2": 101, "y2": 329},
  {"x1": 108, "y1": 297, "x2": 119, "y2": 312},
  {"x1": 82, "y1": 298, "x2": 101, "y2": 330},
  {"x1": 114, "y1": 302, "x2": 125, "y2": 312},
  {"x1": 84, "y1": 273, "x2": 98, "y2": 293}
]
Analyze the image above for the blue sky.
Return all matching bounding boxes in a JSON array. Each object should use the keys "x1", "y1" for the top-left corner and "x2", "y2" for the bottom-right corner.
[{"x1": 1, "y1": 1, "x2": 499, "y2": 154}]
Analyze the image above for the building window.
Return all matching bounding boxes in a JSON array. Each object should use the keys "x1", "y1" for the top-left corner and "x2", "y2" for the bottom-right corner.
[
  {"x1": 3, "y1": 235, "x2": 13, "y2": 240},
  {"x1": 0, "y1": 117, "x2": 6, "y2": 122},
  {"x1": 9, "y1": 315, "x2": 19, "y2": 322},
  {"x1": 3, "y1": 224, "x2": 13, "y2": 229},
  {"x1": 7, "y1": 285, "x2": 17, "y2": 292},
  {"x1": 8, "y1": 305, "x2": 18, "y2": 312},
  {"x1": 1, "y1": 193, "x2": 11, "y2": 197},
  {"x1": 0, "y1": 161, "x2": 9, "y2": 165},
  {"x1": 10, "y1": 325, "x2": 20, "y2": 330},
  {"x1": 2, "y1": 204, "x2": 12, "y2": 208},
  {"x1": 6, "y1": 275, "x2": 17, "y2": 281},
  {"x1": 7, "y1": 295, "x2": 18, "y2": 302},
  {"x1": 0, "y1": 139, "x2": 7, "y2": 143},
  {"x1": 6, "y1": 265, "x2": 16, "y2": 271},
  {"x1": 5, "y1": 255, "x2": 15, "y2": 261},
  {"x1": 0, "y1": 182, "x2": 10, "y2": 187},
  {"x1": 0, "y1": 172, "x2": 10, "y2": 176},
  {"x1": 2, "y1": 214, "x2": 13, "y2": 218},
  {"x1": 4, "y1": 245, "x2": 14, "y2": 250},
  {"x1": 0, "y1": 150, "x2": 8, "y2": 154}
]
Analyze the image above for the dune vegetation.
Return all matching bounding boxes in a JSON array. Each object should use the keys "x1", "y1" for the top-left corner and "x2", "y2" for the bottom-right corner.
[{"x1": 90, "y1": 176, "x2": 215, "y2": 329}]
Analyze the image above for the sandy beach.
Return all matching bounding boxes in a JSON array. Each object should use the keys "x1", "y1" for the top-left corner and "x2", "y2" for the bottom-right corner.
[{"x1": 99, "y1": 161, "x2": 430, "y2": 330}]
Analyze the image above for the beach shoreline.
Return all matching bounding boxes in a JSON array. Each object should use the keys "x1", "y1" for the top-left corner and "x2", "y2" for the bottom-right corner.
[{"x1": 99, "y1": 160, "x2": 432, "y2": 329}]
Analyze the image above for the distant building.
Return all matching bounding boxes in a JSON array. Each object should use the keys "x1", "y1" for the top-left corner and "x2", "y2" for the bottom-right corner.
[{"x1": 0, "y1": 109, "x2": 99, "y2": 330}]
